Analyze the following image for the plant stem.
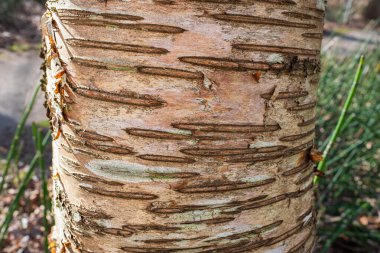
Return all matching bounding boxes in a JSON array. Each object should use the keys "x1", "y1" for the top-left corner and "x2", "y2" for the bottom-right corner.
[
  {"x1": 35, "y1": 126, "x2": 50, "y2": 253},
  {"x1": 0, "y1": 131, "x2": 51, "y2": 246},
  {"x1": 0, "y1": 84, "x2": 40, "y2": 194},
  {"x1": 314, "y1": 56, "x2": 365, "y2": 184}
]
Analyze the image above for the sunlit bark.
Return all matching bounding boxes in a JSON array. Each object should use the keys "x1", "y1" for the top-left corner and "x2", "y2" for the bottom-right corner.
[{"x1": 42, "y1": 0, "x2": 325, "y2": 252}]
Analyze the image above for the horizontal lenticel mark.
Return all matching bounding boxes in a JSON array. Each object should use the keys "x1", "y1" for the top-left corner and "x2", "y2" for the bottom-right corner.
[
  {"x1": 279, "y1": 129, "x2": 315, "y2": 142},
  {"x1": 137, "y1": 66, "x2": 204, "y2": 80},
  {"x1": 124, "y1": 128, "x2": 192, "y2": 140},
  {"x1": 261, "y1": 91, "x2": 309, "y2": 100},
  {"x1": 138, "y1": 154, "x2": 196, "y2": 163},
  {"x1": 79, "y1": 185, "x2": 158, "y2": 200},
  {"x1": 212, "y1": 14, "x2": 317, "y2": 29},
  {"x1": 66, "y1": 39, "x2": 169, "y2": 54},
  {"x1": 232, "y1": 44, "x2": 319, "y2": 56},
  {"x1": 63, "y1": 19, "x2": 186, "y2": 34},
  {"x1": 172, "y1": 123, "x2": 281, "y2": 133},
  {"x1": 57, "y1": 9, "x2": 144, "y2": 21},
  {"x1": 75, "y1": 87, "x2": 166, "y2": 107}
]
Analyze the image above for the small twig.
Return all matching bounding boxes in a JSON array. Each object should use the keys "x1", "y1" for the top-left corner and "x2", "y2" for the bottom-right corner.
[{"x1": 314, "y1": 56, "x2": 365, "y2": 184}]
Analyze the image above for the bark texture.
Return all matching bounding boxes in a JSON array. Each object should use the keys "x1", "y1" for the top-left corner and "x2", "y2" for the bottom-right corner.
[{"x1": 42, "y1": 0, "x2": 325, "y2": 252}]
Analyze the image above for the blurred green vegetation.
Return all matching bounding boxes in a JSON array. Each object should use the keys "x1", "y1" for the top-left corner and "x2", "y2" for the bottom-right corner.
[{"x1": 316, "y1": 47, "x2": 380, "y2": 252}]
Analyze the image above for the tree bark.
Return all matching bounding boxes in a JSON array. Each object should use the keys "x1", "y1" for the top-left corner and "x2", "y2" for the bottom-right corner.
[{"x1": 42, "y1": 0, "x2": 325, "y2": 252}]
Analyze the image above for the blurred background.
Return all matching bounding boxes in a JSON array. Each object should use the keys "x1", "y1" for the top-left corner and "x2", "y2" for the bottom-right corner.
[{"x1": 0, "y1": 0, "x2": 379, "y2": 252}]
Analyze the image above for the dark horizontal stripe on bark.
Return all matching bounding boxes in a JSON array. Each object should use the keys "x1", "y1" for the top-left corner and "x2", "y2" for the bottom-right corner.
[
  {"x1": 232, "y1": 44, "x2": 319, "y2": 56},
  {"x1": 148, "y1": 194, "x2": 268, "y2": 214},
  {"x1": 282, "y1": 161, "x2": 313, "y2": 176},
  {"x1": 138, "y1": 154, "x2": 196, "y2": 164},
  {"x1": 153, "y1": 0, "x2": 176, "y2": 4},
  {"x1": 137, "y1": 66, "x2": 204, "y2": 80},
  {"x1": 71, "y1": 57, "x2": 136, "y2": 71},
  {"x1": 179, "y1": 56, "x2": 285, "y2": 71},
  {"x1": 122, "y1": 224, "x2": 181, "y2": 232},
  {"x1": 189, "y1": 0, "x2": 296, "y2": 5},
  {"x1": 149, "y1": 171, "x2": 200, "y2": 179},
  {"x1": 297, "y1": 206, "x2": 313, "y2": 222},
  {"x1": 260, "y1": 91, "x2": 309, "y2": 100},
  {"x1": 61, "y1": 156, "x2": 80, "y2": 168},
  {"x1": 279, "y1": 129, "x2": 315, "y2": 142},
  {"x1": 57, "y1": 9, "x2": 144, "y2": 21},
  {"x1": 78, "y1": 208, "x2": 113, "y2": 219},
  {"x1": 85, "y1": 143, "x2": 136, "y2": 155},
  {"x1": 73, "y1": 148, "x2": 107, "y2": 159},
  {"x1": 212, "y1": 14, "x2": 317, "y2": 29},
  {"x1": 62, "y1": 19, "x2": 186, "y2": 34},
  {"x1": 62, "y1": 167, "x2": 124, "y2": 186},
  {"x1": 147, "y1": 195, "x2": 268, "y2": 213},
  {"x1": 66, "y1": 39, "x2": 169, "y2": 54},
  {"x1": 282, "y1": 11, "x2": 323, "y2": 21},
  {"x1": 60, "y1": 143, "x2": 72, "y2": 153},
  {"x1": 75, "y1": 129, "x2": 114, "y2": 142},
  {"x1": 100, "y1": 227, "x2": 134, "y2": 237},
  {"x1": 63, "y1": 132, "x2": 83, "y2": 146},
  {"x1": 79, "y1": 185, "x2": 159, "y2": 200},
  {"x1": 75, "y1": 87, "x2": 166, "y2": 107},
  {"x1": 180, "y1": 217, "x2": 236, "y2": 225},
  {"x1": 180, "y1": 145, "x2": 287, "y2": 157},
  {"x1": 172, "y1": 122, "x2": 281, "y2": 133},
  {"x1": 138, "y1": 236, "x2": 207, "y2": 244},
  {"x1": 287, "y1": 230, "x2": 313, "y2": 253},
  {"x1": 288, "y1": 102, "x2": 316, "y2": 111},
  {"x1": 231, "y1": 182, "x2": 314, "y2": 212},
  {"x1": 175, "y1": 178, "x2": 276, "y2": 193},
  {"x1": 298, "y1": 116, "x2": 317, "y2": 127},
  {"x1": 125, "y1": 128, "x2": 192, "y2": 140},
  {"x1": 302, "y1": 33, "x2": 323, "y2": 39},
  {"x1": 120, "y1": 221, "x2": 310, "y2": 253},
  {"x1": 65, "y1": 118, "x2": 81, "y2": 126},
  {"x1": 295, "y1": 170, "x2": 314, "y2": 185},
  {"x1": 226, "y1": 141, "x2": 313, "y2": 163}
]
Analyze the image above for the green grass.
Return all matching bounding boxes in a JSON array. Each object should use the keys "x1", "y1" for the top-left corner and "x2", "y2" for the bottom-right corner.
[{"x1": 316, "y1": 47, "x2": 380, "y2": 252}]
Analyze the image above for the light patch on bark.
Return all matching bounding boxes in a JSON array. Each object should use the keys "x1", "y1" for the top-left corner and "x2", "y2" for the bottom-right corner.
[
  {"x1": 241, "y1": 175, "x2": 273, "y2": 183},
  {"x1": 266, "y1": 53, "x2": 284, "y2": 64},
  {"x1": 265, "y1": 246, "x2": 285, "y2": 253}
]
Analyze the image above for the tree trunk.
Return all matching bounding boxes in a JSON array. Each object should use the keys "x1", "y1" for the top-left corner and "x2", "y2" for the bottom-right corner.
[{"x1": 42, "y1": 0, "x2": 325, "y2": 252}]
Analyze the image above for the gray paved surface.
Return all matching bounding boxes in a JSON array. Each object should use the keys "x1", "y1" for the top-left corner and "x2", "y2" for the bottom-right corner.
[{"x1": 0, "y1": 49, "x2": 45, "y2": 150}]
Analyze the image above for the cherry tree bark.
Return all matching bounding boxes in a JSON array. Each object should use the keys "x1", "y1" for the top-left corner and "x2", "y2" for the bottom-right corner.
[{"x1": 42, "y1": 0, "x2": 325, "y2": 252}]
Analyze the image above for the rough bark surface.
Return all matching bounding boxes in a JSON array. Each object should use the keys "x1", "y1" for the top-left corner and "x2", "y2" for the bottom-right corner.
[{"x1": 42, "y1": 0, "x2": 325, "y2": 252}]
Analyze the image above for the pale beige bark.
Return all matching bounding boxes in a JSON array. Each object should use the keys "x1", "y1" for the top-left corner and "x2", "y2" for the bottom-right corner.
[{"x1": 42, "y1": 0, "x2": 325, "y2": 252}]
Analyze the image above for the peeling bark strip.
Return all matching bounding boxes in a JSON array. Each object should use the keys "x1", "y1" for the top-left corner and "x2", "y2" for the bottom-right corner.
[{"x1": 45, "y1": 0, "x2": 323, "y2": 251}]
